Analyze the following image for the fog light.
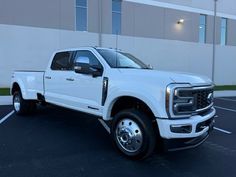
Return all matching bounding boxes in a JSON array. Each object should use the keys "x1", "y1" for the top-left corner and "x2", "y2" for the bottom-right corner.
[{"x1": 170, "y1": 124, "x2": 192, "y2": 133}]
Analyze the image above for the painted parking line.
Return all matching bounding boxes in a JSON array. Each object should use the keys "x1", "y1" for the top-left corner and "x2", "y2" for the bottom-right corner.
[
  {"x1": 214, "y1": 106, "x2": 236, "y2": 113},
  {"x1": 0, "y1": 110, "x2": 15, "y2": 124},
  {"x1": 216, "y1": 97, "x2": 236, "y2": 102},
  {"x1": 98, "y1": 119, "x2": 111, "y2": 134},
  {"x1": 213, "y1": 127, "x2": 232, "y2": 134}
]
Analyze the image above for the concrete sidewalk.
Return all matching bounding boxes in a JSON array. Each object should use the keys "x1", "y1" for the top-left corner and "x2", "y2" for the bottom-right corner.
[
  {"x1": 0, "y1": 96, "x2": 12, "y2": 105},
  {"x1": 0, "y1": 91, "x2": 236, "y2": 106}
]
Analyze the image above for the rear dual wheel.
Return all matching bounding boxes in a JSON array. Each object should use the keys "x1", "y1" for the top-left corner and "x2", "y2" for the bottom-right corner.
[{"x1": 13, "y1": 91, "x2": 36, "y2": 115}]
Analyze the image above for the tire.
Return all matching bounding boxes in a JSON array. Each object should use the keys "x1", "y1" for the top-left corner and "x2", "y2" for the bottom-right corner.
[
  {"x1": 111, "y1": 109, "x2": 157, "y2": 159},
  {"x1": 13, "y1": 91, "x2": 36, "y2": 115}
]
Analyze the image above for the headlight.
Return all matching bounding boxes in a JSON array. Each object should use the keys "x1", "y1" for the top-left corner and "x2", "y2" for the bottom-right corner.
[{"x1": 173, "y1": 88, "x2": 195, "y2": 115}]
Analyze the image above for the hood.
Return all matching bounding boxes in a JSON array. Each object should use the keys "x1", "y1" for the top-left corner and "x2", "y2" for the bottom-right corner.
[{"x1": 118, "y1": 69, "x2": 213, "y2": 86}]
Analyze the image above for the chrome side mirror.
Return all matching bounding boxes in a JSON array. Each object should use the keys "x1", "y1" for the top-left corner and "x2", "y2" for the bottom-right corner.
[
  {"x1": 74, "y1": 56, "x2": 103, "y2": 77},
  {"x1": 74, "y1": 56, "x2": 90, "y2": 74}
]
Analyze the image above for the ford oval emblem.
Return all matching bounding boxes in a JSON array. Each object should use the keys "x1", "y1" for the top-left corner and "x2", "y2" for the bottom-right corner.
[{"x1": 207, "y1": 93, "x2": 213, "y2": 104}]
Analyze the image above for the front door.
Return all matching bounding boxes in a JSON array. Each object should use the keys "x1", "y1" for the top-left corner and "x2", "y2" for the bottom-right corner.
[{"x1": 68, "y1": 50, "x2": 104, "y2": 116}]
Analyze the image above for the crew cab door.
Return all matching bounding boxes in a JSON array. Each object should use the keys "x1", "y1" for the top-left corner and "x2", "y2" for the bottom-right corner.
[
  {"x1": 44, "y1": 51, "x2": 75, "y2": 106},
  {"x1": 69, "y1": 50, "x2": 104, "y2": 115},
  {"x1": 44, "y1": 49, "x2": 104, "y2": 116}
]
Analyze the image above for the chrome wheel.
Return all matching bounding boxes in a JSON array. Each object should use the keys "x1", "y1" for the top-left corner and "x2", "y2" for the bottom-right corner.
[
  {"x1": 14, "y1": 94, "x2": 21, "y2": 112},
  {"x1": 115, "y1": 118, "x2": 143, "y2": 153}
]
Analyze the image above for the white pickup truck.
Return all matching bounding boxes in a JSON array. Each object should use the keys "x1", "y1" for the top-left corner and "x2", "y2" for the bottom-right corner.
[{"x1": 11, "y1": 47, "x2": 215, "y2": 159}]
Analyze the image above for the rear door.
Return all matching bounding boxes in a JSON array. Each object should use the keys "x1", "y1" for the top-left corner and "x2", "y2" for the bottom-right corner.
[{"x1": 44, "y1": 51, "x2": 75, "y2": 106}]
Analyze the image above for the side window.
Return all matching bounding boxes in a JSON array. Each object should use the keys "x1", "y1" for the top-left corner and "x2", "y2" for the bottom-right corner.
[
  {"x1": 74, "y1": 50, "x2": 101, "y2": 67},
  {"x1": 51, "y1": 52, "x2": 73, "y2": 70}
]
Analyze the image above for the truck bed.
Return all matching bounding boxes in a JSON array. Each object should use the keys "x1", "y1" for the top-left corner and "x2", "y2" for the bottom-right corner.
[{"x1": 12, "y1": 71, "x2": 45, "y2": 100}]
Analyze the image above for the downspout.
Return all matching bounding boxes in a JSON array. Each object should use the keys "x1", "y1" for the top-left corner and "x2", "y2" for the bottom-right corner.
[
  {"x1": 212, "y1": 0, "x2": 218, "y2": 82},
  {"x1": 98, "y1": 0, "x2": 102, "y2": 47}
]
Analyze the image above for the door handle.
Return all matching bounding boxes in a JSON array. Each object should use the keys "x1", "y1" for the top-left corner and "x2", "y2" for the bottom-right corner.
[
  {"x1": 66, "y1": 78, "x2": 74, "y2": 81},
  {"x1": 45, "y1": 76, "x2": 51, "y2": 79}
]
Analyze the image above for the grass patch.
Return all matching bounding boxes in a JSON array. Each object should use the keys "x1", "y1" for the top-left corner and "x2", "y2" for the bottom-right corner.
[
  {"x1": 214, "y1": 85, "x2": 236, "y2": 91},
  {"x1": 0, "y1": 88, "x2": 10, "y2": 96}
]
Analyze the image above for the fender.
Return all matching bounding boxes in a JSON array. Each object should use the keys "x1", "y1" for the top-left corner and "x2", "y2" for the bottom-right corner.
[
  {"x1": 103, "y1": 88, "x2": 168, "y2": 120},
  {"x1": 11, "y1": 78, "x2": 39, "y2": 100},
  {"x1": 11, "y1": 79, "x2": 27, "y2": 99}
]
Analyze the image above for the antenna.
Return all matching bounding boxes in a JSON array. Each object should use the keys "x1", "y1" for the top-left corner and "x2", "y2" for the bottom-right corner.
[{"x1": 116, "y1": 30, "x2": 118, "y2": 50}]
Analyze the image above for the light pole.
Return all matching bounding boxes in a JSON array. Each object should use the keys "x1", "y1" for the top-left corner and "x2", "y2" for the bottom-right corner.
[
  {"x1": 98, "y1": 0, "x2": 102, "y2": 47},
  {"x1": 212, "y1": 0, "x2": 218, "y2": 82}
]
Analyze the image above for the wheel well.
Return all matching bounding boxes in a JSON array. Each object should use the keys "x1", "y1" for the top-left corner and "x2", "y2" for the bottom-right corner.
[
  {"x1": 111, "y1": 96, "x2": 155, "y2": 120},
  {"x1": 11, "y1": 83, "x2": 21, "y2": 95}
]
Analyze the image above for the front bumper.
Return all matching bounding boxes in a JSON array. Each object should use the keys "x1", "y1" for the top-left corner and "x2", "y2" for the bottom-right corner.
[
  {"x1": 156, "y1": 108, "x2": 216, "y2": 139},
  {"x1": 163, "y1": 129, "x2": 212, "y2": 151}
]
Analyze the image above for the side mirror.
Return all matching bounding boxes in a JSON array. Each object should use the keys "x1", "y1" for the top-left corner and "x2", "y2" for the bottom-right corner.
[
  {"x1": 74, "y1": 56, "x2": 103, "y2": 77},
  {"x1": 74, "y1": 56, "x2": 90, "y2": 74},
  {"x1": 90, "y1": 65, "x2": 103, "y2": 77}
]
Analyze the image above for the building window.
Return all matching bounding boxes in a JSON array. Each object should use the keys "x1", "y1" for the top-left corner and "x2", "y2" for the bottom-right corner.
[
  {"x1": 112, "y1": 0, "x2": 121, "y2": 35},
  {"x1": 220, "y1": 18, "x2": 227, "y2": 45},
  {"x1": 199, "y1": 14, "x2": 207, "y2": 43},
  {"x1": 76, "y1": 0, "x2": 87, "y2": 31}
]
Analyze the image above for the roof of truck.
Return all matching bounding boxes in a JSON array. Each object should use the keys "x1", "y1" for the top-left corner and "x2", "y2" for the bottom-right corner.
[{"x1": 54, "y1": 47, "x2": 121, "y2": 53}]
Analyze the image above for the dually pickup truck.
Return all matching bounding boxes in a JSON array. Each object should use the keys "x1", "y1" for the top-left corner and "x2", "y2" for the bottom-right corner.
[{"x1": 11, "y1": 47, "x2": 215, "y2": 159}]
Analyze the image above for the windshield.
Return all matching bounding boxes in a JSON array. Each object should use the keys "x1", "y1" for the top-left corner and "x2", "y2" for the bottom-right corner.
[{"x1": 97, "y1": 49, "x2": 149, "y2": 69}]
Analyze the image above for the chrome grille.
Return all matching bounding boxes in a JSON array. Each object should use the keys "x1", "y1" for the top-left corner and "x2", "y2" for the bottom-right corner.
[
  {"x1": 173, "y1": 86, "x2": 214, "y2": 115},
  {"x1": 166, "y1": 84, "x2": 214, "y2": 118},
  {"x1": 178, "y1": 88, "x2": 214, "y2": 110},
  {"x1": 193, "y1": 89, "x2": 213, "y2": 110}
]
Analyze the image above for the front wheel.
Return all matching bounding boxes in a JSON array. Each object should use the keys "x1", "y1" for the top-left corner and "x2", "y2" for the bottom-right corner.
[
  {"x1": 13, "y1": 91, "x2": 36, "y2": 115},
  {"x1": 111, "y1": 109, "x2": 157, "y2": 159}
]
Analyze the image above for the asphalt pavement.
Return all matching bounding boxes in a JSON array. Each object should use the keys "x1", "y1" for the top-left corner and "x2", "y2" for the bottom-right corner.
[{"x1": 0, "y1": 98, "x2": 236, "y2": 177}]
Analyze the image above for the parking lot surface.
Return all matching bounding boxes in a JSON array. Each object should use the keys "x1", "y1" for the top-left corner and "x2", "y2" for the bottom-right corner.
[{"x1": 0, "y1": 97, "x2": 236, "y2": 177}]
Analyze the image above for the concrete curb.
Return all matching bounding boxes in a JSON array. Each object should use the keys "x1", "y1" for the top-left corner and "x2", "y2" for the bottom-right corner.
[{"x1": 0, "y1": 96, "x2": 12, "y2": 105}]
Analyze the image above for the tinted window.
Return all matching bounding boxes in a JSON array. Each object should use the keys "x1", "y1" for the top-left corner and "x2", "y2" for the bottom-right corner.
[
  {"x1": 199, "y1": 14, "x2": 206, "y2": 43},
  {"x1": 74, "y1": 50, "x2": 101, "y2": 67},
  {"x1": 76, "y1": 0, "x2": 87, "y2": 6},
  {"x1": 97, "y1": 49, "x2": 148, "y2": 69},
  {"x1": 76, "y1": 0, "x2": 87, "y2": 31},
  {"x1": 51, "y1": 52, "x2": 73, "y2": 70},
  {"x1": 220, "y1": 18, "x2": 227, "y2": 45},
  {"x1": 112, "y1": 0, "x2": 121, "y2": 35}
]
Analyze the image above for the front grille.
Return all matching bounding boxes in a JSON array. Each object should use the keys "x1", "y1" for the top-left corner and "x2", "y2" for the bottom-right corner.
[
  {"x1": 193, "y1": 89, "x2": 213, "y2": 110},
  {"x1": 174, "y1": 86, "x2": 214, "y2": 115}
]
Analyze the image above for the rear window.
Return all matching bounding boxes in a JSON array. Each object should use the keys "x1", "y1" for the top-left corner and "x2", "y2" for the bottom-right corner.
[{"x1": 51, "y1": 52, "x2": 73, "y2": 70}]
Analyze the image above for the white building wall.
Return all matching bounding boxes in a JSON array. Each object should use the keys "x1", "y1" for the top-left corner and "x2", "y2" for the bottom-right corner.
[
  {"x1": 215, "y1": 46, "x2": 236, "y2": 85},
  {"x1": 102, "y1": 34, "x2": 213, "y2": 78},
  {"x1": 0, "y1": 24, "x2": 98, "y2": 87},
  {"x1": 0, "y1": 24, "x2": 236, "y2": 87}
]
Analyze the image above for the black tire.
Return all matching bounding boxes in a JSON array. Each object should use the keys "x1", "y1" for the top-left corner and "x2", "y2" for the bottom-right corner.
[
  {"x1": 13, "y1": 91, "x2": 36, "y2": 115},
  {"x1": 111, "y1": 109, "x2": 157, "y2": 159}
]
